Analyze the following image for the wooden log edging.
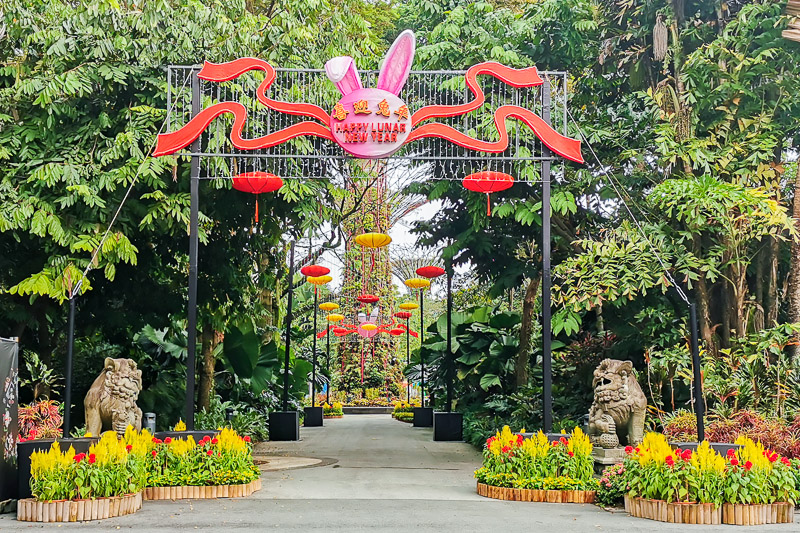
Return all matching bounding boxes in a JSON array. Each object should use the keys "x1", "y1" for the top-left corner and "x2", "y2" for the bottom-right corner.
[
  {"x1": 475, "y1": 482, "x2": 596, "y2": 503},
  {"x1": 623, "y1": 495, "x2": 794, "y2": 525},
  {"x1": 324, "y1": 415, "x2": 343, "y2": 419},
  {"x1": 143, "y1": 478, "x2": 262, "y2": 501},
  {"x1": 17, "y1": 492, "x2": 142, "y2": 522}
]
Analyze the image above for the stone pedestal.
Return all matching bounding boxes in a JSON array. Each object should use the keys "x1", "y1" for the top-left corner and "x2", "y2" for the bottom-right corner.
[
  {"x1": 412, "y1": 407, "x2": 433, "y2": 428},
  {"x1": 303, "y1": 406, "x2": 324, "y2": 427},
  {"x1": 591, "y1": 447, "x2": 627, "y2": 467},
  {"x1": 433, "y1": 412, "x2": 463, "y2": 441},
  {"x1": 269, "y1": 411, "x2": 300, "y2": 441}
]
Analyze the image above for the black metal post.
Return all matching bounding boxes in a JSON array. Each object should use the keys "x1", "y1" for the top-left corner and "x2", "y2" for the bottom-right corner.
[
  {"x1": 63, "y1": 294, "x2": 76, "y2": 435},
  {"x1": 282, "y1": 242, "x2": 295, "y2": 411},
  {"x1": 689, "y1": 303, "x2": 705, "y2": 441},
  {"x1": 312, "y1": 288, "x2": 318, "y2": 407},
  {"x1": 185, "y1": 69, "x2": 201, "y2": 430},
  {"x1": 326, "y1": 319, "x2": 331, "y2": 405},
  {"x1": 419, "y1": 288, "x2": 425, "y2": 408},
  {"x1": 406, "y1": 317, "x2": 410, "y2": 403},
  {"x1": 446, "y1": 264, "x2": 453, "y2": 412},
  {"x1": 541, "y1": 78, "x2": 553, "y2": 433}
]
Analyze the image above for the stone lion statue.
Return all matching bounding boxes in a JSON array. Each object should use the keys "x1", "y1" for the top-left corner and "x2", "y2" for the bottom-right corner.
[
  {"x1": 85, "y1": 358, "x2": 142, "y2": 436},
  {"x1": 587, "y1": 359, "x2": 646, "y2": 447}
]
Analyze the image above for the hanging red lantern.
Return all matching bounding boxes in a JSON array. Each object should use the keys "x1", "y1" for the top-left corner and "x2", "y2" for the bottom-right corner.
[
  {"x1": 416, "y1": 266, "x2": 445, "y2": 279},
  {"x1": 357, "y1": 294, "x2": 379, "y2": 304},
  {"x1": 393, "y1": 311, "x2": 412, "y2": 319},
  {"x1": 389, "y1": 328, "x2": 404, "y2": 336},
  {"x1": 462, "y1": 171, "x2": 514, "y2": 216},
  {"x1": 300, "y1": 264, "x2": 330, "y2": 277},
  {"x1": 232, "y1": 172, "x2": 283, "y2": 223}
]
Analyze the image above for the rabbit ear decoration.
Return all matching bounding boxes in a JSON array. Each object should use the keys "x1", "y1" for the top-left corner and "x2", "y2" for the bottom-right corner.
[
  {"x1": 357, "y1": 311, "x2": 366, "y2": 323},
  {"x1": 377, "y1": 30, "x2": 415, "y2": 95},
  {"x1": 325, "y1": 56, "x2": 363, "y2": 96},
  {"x1": 370, "y1": 307, "x2": 379, "y2": 321}
]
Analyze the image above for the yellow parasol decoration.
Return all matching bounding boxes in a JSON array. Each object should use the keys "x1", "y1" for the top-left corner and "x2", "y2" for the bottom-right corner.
[
  {"x1": 327, "y1": 313, "x2": 345, "y2": 322},
  {"x1": 361, "y1": 323, "x2": 378, "y2": 331},
  {"x1": 404, "y1": 277, "x2": 431, "y2": 289},
  {"x1": 354, "y1": 232, "x2": 392, "y2": 248},
  {"x1": 398, "y1": 302, "x2": 419, "y2": 310},
  {"x1": 319, "y1": 302, "x2": 339, "y2": 311}
]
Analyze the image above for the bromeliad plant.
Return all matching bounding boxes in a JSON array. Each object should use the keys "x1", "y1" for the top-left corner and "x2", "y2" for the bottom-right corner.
[
  {"x1": 623, "y1": 432, "x2": 799, "y2": 506},
  {"x1": 474, "y1": 426, "x2": 597, "y2": 491},
  {"x1": 147, "y1": 428, "x2": 259, "y2": 487}
]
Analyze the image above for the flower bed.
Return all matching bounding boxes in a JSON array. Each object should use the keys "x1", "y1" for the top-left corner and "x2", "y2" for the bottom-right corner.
[
  {"x1": 474, "y1": 426, "x2": 598, "y2": 502},
  {"x1": 394, "y1": 412, "x2": 413, "y2": 423},
  {"x1": 392, "y1": 400, "x2": 419, "y2": 418},
  {"x1": 323, "y1": 402, "x2": 344, "y2": 419},
  {"x1": 146, "y1": 429, "x2": 260, "y2": 490},
  {"x1": 19, "y1": 426, "x2": 261, "y2": 521},
  {"x1": 622, "y1": 432, "x2": 798, "y2": 525}
]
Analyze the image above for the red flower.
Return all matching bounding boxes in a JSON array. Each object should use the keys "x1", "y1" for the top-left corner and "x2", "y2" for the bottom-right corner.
[
  {"x1": 769, "y1": 453, "x2": 778, "y2": 463},
  {"x1": 781, "y1": 457, "x2": 791, "y2": 466},
  {"x1": 88, "y1": 454, "x2": 96, "y2": 464},
  {"x1": 501, "y1": 446, "x2": 511, "y2": 454},
  {"x1": 730, "y1": 459, "x2": 739, "y2": 466},
  {"x1": 744, "y1": 461, "x2": 753, "y2": 471},
  {"x1": 568, "y1": 451, "x2": 574, "y2": 457},
  {"x1": 126, "y1": 445, "x2": 133, "y2": 452},
  {"x1": 151, "y1": 450, "x2": 157, "y2": 457},
  {"x1": 152, "y1": 437, "x2": 159, "y2": 443},
  {"x1": 665, "y1": 455, "x2": 675, "y2": 467},
  {"x1": 243, "y1": 436, "x2": 251, "y2": 443},
  {"x1": 164, "y1": 437, "x2": 172, "y2": 444},
  {"x1": 681, "y1": 450, "x2": 692, "y2": 462},
  {"x1": 207, "y1": 450, "x2": 214, "y2": 456},
  {"x1": 727, "y1": 448, "x2": 735, "y2": 458},
  {"x1": 516, "y1": 434, "x2": 524, "y2": 445},
  {"x1": 73, "y1": 454, "x2": 82, "y2": 463},
  {"x1": 624, "y1": 446, "x2": 633, "y2": 454},
  {"x1": 551, "y1": 441, "x2": 559, "y2": 447},
  {"x1": 635, "y1": 447, "x2": 640, "y2": 453},
  {"x1": 211, "y1": 438, "x2": 218, "y2": 445},
  {"x1": 29, "y1": 429, "x2": 38, "y2": 437},
  {"x1": 217, "y1": 452, "x2": 222, "y2": 457},
  {"x1": 559, "y1": 437, "x2": 568, "y2": 446}
]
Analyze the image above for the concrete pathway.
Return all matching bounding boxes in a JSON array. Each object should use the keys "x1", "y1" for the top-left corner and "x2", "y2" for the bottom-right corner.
[{"x1": 1, "y1": 415, "x2": 797, "y2": 531}]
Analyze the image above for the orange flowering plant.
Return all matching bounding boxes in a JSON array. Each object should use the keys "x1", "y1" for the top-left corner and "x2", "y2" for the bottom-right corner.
[{"x1": 474, "y1": 426, "x2": 597, "y2": 491}]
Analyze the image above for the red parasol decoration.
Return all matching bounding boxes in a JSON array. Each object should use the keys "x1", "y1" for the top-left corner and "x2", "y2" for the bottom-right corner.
[
  {"x1": 393, "y1": 311, "x2": 412, "y2": 319},
  {"x1": 232, "y1": 172, "x2": 283, "y2": 223},
  {"x1": 416, "y1": 266, "x2": 445, "y2": 279},
  {"x1": 300, "y1": 264, "x2": 330, "y2": 277},
  {"x1": 462, "y1": 171, "x2": 514, "y2": 216},
  {"x1": 356, "y1": 294, "x2": 380, "y2": 305},
  {"x1": 389, "y1": 328, "x2": 404, "y2": 336}
]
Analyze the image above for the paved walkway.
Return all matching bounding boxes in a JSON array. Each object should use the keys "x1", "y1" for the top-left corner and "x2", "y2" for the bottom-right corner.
[{"x1": 1, "y1": 415, "x2": 797, "y2": 531}]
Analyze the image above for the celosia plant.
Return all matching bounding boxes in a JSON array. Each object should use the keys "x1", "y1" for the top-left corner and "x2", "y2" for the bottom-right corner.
[
  {"x1": 147, "y1": 428, "x2": 259, "y2": 487},
  {"x1": 474, "y1": 426, "x2": 598, "y2": 491},
  {"x1": 323, "y1": 402, "x2": 344, "y2": 416},
  {"x1": 623, "y1": 432, "x2": 799, "y2": 505}
]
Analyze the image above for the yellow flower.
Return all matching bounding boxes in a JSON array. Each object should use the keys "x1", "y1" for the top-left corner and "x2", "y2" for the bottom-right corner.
[
  {"x1": 174, "y1": 419, "x2": 187, "y2": 432},
  {"x1": 691, "y1": 441, "x2": 725, "y2": 474}
]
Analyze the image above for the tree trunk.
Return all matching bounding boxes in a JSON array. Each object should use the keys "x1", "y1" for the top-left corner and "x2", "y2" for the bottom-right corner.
[
  {"x1": 753, "y1": 245, "x2": 765, "y2": 333},
  {"x1": 720, "y1": 281, "x2": 731, "y2": 348},
  {"x1": 516, "y1": 276, "x2": 541, "y2": 390},
  {"x1": 197, "y1": 322, "x2": 219, "y2": 413},
  {"x1": 766, "y1": 237, "x2": 779, "y2": 326},
  {"x1": 695, "y1": 275, "x2": 715, "y2": 353},
  {"x1": 788, "y1": 164, "x2": 800, "y2": 328}
]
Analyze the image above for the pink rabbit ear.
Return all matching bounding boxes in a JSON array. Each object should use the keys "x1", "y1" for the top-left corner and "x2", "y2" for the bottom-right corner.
[
  {"x1": 325, "y1": 56, "x2": 363, "y2": 96},
  {"x1": 377, "y1": 30, "x2": 415, "y2": 95}
]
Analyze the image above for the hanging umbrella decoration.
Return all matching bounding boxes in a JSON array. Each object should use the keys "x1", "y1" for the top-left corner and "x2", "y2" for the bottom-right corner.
[
  {"x1": 318, "y1": 301, "x2": 340, "y2": 404},
  {"x1": 394, "y1": 305, "x2": 417, "y2": 403},
  {"x1": 301, "y1": 265, "x2": 332, "y2": 413},
  {"x1": 232, "y1": 171, "x2": 284, "y2": 223},
  {"x1": 462, "y1": 171, "x2": 514, "y2": 216},
  {"x1": 404, "y1": 277, "x2": 431, "y2": 407},
  {"x1": 354, "y1": 232, "x2": 392, "y2": 282},
  {"x1": 414, "y1": 266, "x2": 446, "y2": 409}
]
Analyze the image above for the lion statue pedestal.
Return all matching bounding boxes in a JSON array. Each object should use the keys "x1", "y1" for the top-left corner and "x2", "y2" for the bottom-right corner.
[
  {"x1": 84, "y1": 358, "x2": 143, "y2": 436},
  {"x1": 587, "y1": 359, "x2": 646, "y2": 449}
]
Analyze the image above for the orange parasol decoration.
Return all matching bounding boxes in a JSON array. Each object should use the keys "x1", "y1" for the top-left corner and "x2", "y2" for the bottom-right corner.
[
  {"x1": 462, "y1": 171, "x2": 514, "y2": 215},
  {"x1": 300, "y1": 264, "x2": 330, "y2": 277},
  {"x1": 232, "y1": 172, "x2": 283, "y2": 223}
]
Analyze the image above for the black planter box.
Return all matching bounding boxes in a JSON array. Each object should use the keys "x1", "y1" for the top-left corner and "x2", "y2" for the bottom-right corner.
[
  {"x1": 303, "y1": 406, "x2": 324, "y2": 427},
  {"x1": 269, "y1": 411, "x2": 300, "y2": 441},
  {"x1": 670, "y1": 441, "x2": 742, "y2": 455},
  {"x1": 17, "y1": 438, "x2": 97, "y2": 499},
  {"x1": 154, "y1": 430, "x2": 218, "y2": 442},
  {"x1": 413, "y1": 407, "x2": 433, "y2": 428},
  {"x1": 433, "y1": 412, "x2": 463, "y2": 441}
]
